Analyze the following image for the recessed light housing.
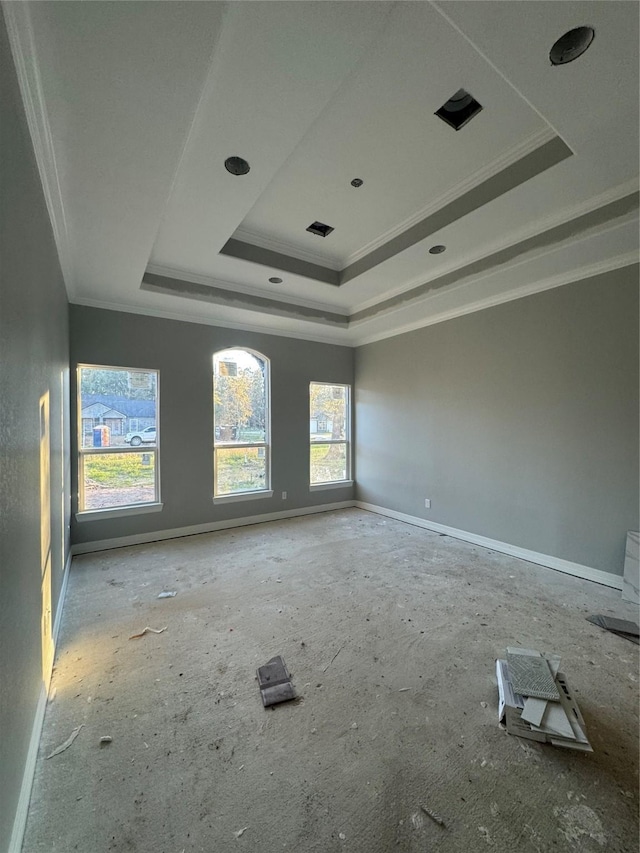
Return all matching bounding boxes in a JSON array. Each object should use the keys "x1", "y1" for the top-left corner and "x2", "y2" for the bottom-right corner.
[
  {"x1": 549, "y1": 26, "x2": 595, "y2": 65},
  {"x1": 306, "y1": 221, "x2": 334, "y2": 238},
  {"x1": 429, "y1": 245, "x2": 446, "y2": 255},
  {"x1": 268, "y1": 277, "x2": 283, "y2": 284},
  {"x1": 224, "y1": 156, "x2": 250, "y2": 176},
  {"x1": 435, "y1": 89, "x2": 482, "y2": 131}
]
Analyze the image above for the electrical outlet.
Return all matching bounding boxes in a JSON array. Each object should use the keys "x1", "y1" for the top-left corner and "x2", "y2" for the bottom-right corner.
[
  {"x1": 282, "y1": 491, "x2": 287, "y2": 500},
  {"x1": 424, "y1": 498, "x2": 431, "y2": 509}
]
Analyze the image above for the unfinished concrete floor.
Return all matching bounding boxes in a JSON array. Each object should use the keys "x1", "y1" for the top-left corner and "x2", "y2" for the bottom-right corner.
[{"x1": 24, "y1": 509, "x2": 639, "y2": 852}]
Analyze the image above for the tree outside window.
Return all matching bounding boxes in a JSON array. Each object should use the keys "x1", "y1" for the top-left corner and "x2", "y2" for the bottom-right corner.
[
  {"x1": 213, "y1": 349, "x2": 270, "y2": 496},
  {"x1": 310, "y1": 382, "x2": 351, "y2": 485}
]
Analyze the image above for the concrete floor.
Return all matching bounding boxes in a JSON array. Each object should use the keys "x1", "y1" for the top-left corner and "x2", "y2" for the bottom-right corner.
[{"x1": 24, "y1": 509, "x2": 639, "y2": 852}]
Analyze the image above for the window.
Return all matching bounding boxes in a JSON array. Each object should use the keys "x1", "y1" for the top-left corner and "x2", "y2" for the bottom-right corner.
[
  {"x1": 213, "y1": 349, "x2": 270, "y2": 498},
  {"x1": 77, "y1": 366, "x2": 159, "y2": 513},
  {"x1": 310, "y1": 382, "x2": 351, "y2": 486}
]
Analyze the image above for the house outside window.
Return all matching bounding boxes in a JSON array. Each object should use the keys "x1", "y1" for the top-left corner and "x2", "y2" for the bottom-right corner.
[
  {"x1": 213, "y1": 348, "x2": 270, "y2": 499},
  {"x1": 77, "y1": 365, "x2": 159, "y2": 512},
  {"x1": 310, "y1": 382, "x2": 351, "y2": 486}
]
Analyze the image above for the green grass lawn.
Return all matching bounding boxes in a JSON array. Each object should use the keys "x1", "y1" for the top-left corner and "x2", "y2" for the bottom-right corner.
[
  {"x1": 84, "y1": 453, "x2": 155, "y2": 487},
  {"x1": 215, "y1": 447, "x2": 266, "y2": 494}
]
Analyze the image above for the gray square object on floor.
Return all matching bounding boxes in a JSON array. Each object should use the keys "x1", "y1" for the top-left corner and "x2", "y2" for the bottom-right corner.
[
  {"x1": 257, "y1": 655, "x2": 296, "y2": 707},
  {"x1": 506, "y1": 649, "x2": 560, "y2": 701}
]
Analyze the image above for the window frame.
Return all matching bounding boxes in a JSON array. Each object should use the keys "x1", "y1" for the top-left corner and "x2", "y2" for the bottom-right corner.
[
  {"x1": 76, "y1": 364, "x2": 161, "y2": 519},
  {"x1": 213, "y1": 348, "x2": 272, "y2": 502},
  {"x1": 309, "y1": 381, "x2": 352, "y2": 489}
]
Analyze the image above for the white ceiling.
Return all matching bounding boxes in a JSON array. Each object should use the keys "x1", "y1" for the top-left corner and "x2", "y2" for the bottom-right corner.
[{"x1": 5, "y1": 0, "x2": 638, "y2": 346}]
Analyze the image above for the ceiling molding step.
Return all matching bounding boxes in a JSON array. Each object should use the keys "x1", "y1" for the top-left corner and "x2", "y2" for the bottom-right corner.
[
  {"x1": 221, "y1": 133, "x2": 571, "y2": 289},
  {"x1": 351, "y1": 176, "x2": 640, "y2": 314},
  {"x1": 232, "y1": 227, "x2": 342, "y2": 272},
  {"x1": 220, "y1": 238, "x2": 340, "y2": 286},
  {"x1": 351, "y1": 252, "x2": 640, "y2": 347},
  {"x1": 141, "y1": 271, "x2": 348, "y2": 327},
  {"x1": 344, "y1": 125, "x2": 558, "y2": 268},
  {"x1": 70, "y1": 297, "x2": 352, "y2": 347},
  {"x1": 145, "y1": 263, "x2": 342, "y2": 315},
  {"x1": 341, "y1": 134, "x2": 573, "y2": 285},
  {"x1": 351, "y1": 190, "x2": 639, "y2": 322},
  {"x1": 2, "y1": 0, "x2": 75, "y2": 295}
]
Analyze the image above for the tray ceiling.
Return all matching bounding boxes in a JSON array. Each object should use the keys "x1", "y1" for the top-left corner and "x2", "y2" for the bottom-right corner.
[{"x1": 5, "y1": 0, "x2": 638, "y2": 345}]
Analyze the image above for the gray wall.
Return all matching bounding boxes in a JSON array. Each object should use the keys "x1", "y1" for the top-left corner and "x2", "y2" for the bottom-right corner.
[
  {"x1": 355, "y1": 266, "x2": 639, "y2": 576},
  {"x1": 0, "y1": 15, "x2": 70, "y2": 850},
  {"x1": 70, "y1": 306, "x2": 354, "y2": 546}
]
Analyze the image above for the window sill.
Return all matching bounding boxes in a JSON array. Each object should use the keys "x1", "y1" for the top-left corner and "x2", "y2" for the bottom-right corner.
[
  {"x1": 310, "y1": 480, "x2": 354, "y2": 492},
  {"x1": 76, "y1": 502, "x2": 164, "y2": 522},
  {"x1": 213, "y1": 490, "x2": 274, "y2": 505}
]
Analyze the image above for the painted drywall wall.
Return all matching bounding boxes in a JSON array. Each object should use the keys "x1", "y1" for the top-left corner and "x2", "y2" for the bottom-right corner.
[
  {"x1": 0, "y1": 15, "x2": 70, "y2": 850},
  {"x1": 69, "y1": 306, "x2": 354, "y2": 546},
  {"x1": 355, "y1": 265, "x2": 639, "y2": 576}
]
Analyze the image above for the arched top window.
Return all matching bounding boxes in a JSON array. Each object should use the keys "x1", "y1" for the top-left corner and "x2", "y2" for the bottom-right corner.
[{"x1": 213, "y1": 348, "x2": 270, "y2": 499}]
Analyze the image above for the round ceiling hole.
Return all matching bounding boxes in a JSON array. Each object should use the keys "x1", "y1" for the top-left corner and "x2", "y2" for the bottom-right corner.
[
  {"x1": 549, "y1": 26, "x2": 595, "y2": 65},
  {"x1": 429, "y1": 245, "x2": 446, "y2": 255},
  {"x1": 224, "y1": 156, "x2": 250, "y2": 176},
  {"x1": 269, "y1": 277, "x2": 283, "y2": 284},
  {"x1": 350, "y1": 178, "x2": 364, "y2": 188}
]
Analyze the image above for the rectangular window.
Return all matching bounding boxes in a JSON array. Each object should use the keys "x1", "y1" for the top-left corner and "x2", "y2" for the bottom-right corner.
[
  {"x1": 310, "y1": 382, "x2": 351, "y2": 485},
  {"x1": 77, "y1": 366, "x2": 159, "y2": 512},
  {"x1": 213, "y1": 349, "x2": 270, "y2": 497}
]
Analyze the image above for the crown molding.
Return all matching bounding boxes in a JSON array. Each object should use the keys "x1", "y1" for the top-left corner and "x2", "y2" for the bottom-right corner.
[
  {"x1": 351, "y1": 251, "x2": 639, "y2": 346},
  {"x1": 233, "y1": 227, "x2": 342, "y2": 271},
  {"x1": 344, "y1": 125, "x2": 558, "y2": 268},
  {"x1": 3, "y1": 1, "x2": 75, "y2": 296},
  {"x1": 350, "y1": 177, "x2": 640, "y2": 314},
  {"x1": 145, "y1": 263, "x2": 346, "y2": 316},
  {"x1": 70, "y1": 296, "x2": 354, "y2": 347}
]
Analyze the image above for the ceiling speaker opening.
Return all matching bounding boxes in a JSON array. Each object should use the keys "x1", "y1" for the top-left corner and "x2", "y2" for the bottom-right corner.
[{"x1": 549, "y1": 26, "x2": 595, "y2": 65}]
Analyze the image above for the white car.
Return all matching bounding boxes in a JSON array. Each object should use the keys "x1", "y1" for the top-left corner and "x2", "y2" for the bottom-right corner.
[{"x1": 125, "y1": 426, "x2": 157, "y2": 446}]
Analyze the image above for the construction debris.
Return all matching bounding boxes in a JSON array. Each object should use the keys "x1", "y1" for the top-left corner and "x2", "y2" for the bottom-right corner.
[
  {"x1": 257, "y1": 655, "x2": 295, "y2": 707},
  {"x1": 497, "y1": 648, "x2": 592, "y2": 751},
  {"x1": 99, "y1": 736, "x2": 113, "y2": 746},
  {"x1": 234, "y1": 826, "x2": 249, "y2": 838},
  {"x1": 129, "y1": 626, "x2": 167, "y2": 639},
  {"x1": 420, "y1": 804, "x2": 446, "y2": 828},
  {"x1": 157, "y1": 591, "x2": 177, "y2": 599},
  {"x1": 46, "y1": 725, "x2": 84, "y2": 759},
  {"x1": 322, "y1": 643, "x2": 344, "y2": 673},
  {"x1": 586, "y1": 614, "x2": 639, "y2": 645}
]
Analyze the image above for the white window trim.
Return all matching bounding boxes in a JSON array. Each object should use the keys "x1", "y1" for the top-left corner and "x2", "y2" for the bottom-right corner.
[
  {"x1": 310, "y1": 480, "x2": 354, "y2": 492},
  {"x1": 213, "y1": 348, "x2": 271, "y2": 498},
  {"x1": 213, "y1": 490, "x2": 274, "y2": 505},
  {"x1": 76, "y1": 502, "x2": 164, "y2": 522},
  {"x1": 309, "y1": 381, "x2": 352, "y2": 486},
  {"x1": 77, "y1": 364, "x2": 160, "y2": 513}
]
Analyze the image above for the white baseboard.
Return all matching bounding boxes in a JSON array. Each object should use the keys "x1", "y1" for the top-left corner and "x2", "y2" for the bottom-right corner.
[
  {"x1": 71, "y1": 500, "x2": 357, "y2": 555},
  {"x1": 8, "y1": 548, "x2": 72, "y2": 853},
  {"x1": 356, "y1": 501, "x2": 624, "y2": 591},
  {"x1": 53, "y1": 550, "x2": 72, "y2": 645},
  {"x1": 8, "y1": 685, "x2": 47, "y2": 853}
]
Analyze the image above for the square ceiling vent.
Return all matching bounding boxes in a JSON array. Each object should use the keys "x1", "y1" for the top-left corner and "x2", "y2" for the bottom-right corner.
[
  {"x1": 306, "y1": 221, "x2": 334, "y2": 237},
  {"x1": 435, "y1": 88, "x2": 482, "y2": 131}
]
